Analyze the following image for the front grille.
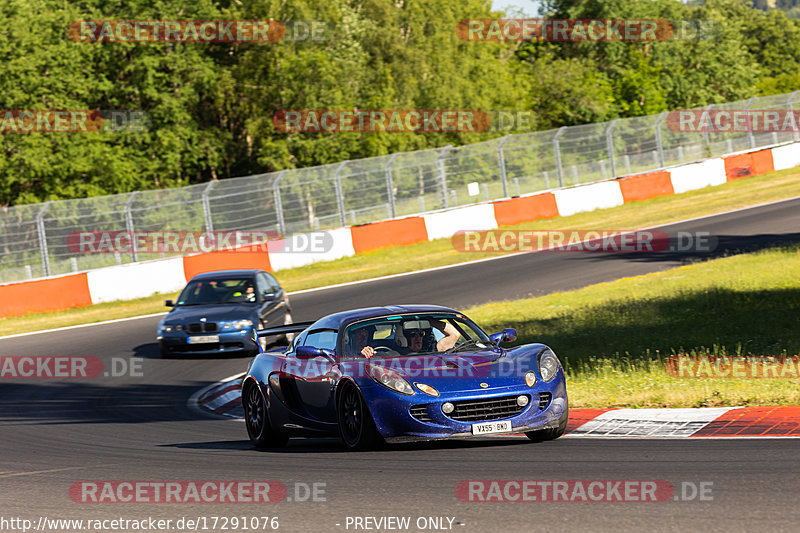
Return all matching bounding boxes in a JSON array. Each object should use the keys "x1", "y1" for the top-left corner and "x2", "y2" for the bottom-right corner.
[
  {"x1": 410, "y1": 405, "x2": 433, "y2": 423},
  {"x1": 188, "y1": 322, "x2": 218, "y2": 333},
  {"x1": 538, "y1": 392, "x2": 552, "y2": 410},
  {"x1": 449, "y1": 395, "x2": 528, "y2": 422}
]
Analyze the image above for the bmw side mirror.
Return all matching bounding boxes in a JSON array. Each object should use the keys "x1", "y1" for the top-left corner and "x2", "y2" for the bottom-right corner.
[
  {"x1": 165, "y1": 300, "x2": 174, "y2": 307},
  {"x1": 262, "y1": 291, "x2": 275, "y2": 300}
]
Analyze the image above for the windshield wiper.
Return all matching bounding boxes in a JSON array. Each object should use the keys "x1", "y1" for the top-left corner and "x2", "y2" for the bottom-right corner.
[{"x1": 445, "y1": 338, "x2": 493, "y2": 354}]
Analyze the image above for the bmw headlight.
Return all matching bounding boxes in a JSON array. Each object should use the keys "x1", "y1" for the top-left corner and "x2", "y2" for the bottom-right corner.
[
  {"x1": 220, "y1": 320, "x2": 254, "y2": 330},
  {"x1": 368, "y1": 364, "x2": 414, "y2": 395},
  {"x1": 539, "y1": 348, "x2": 560, "y2": 382},
  {"x1": 161, "y1": 324, "x2": 182, "y2": 333}
]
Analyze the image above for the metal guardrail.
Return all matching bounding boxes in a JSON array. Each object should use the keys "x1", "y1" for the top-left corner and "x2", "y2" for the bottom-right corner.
[{"x1": 1, "y1": 91, "x2": 799, "y2": 284}]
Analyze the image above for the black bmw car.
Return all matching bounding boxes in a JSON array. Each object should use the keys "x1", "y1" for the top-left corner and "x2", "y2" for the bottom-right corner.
[{"x1": 157, "y1": 269, "x2": 293, "y2": 357}]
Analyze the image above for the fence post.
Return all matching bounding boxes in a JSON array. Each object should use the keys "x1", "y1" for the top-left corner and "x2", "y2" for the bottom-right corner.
[
  {"x1": 125, "y1": 191, "x2": 138, "y2": 262},
  {"x1": 384, "y1": 153, "x2": 399, "y2": 219},
  {"x1": 605, "y1": 119, "x2": 619, "y2": 179},
  {"x1": 745, "y1": 97, "x2": 756, "y2": 149},
  {"x1": 788, "y1": 91, "x2": 800, "y2": 141},
  {"x1": 273, "y1": 170, "x2": 288, "y2": 236},
  {"x1": 702, "y1": 104, "x2": 713, "y2": 153},
  {"x1": 655, "y1": 111, "x2": 667, "y2": 168},
  {"x1": 438, "y1": 145, "x2": 453, "y2": 209},
  {"x1": 335, "y1": 161, "x2": 348, "y2": 227},
  {"x1": 36, "y1": 201, "x2": 52, "y2": 277},
  {"x1": 497, "y1": 134, "x2": 511, "y2": 198},
  {"x1": 553, "y1": 127, "x2": 566, "y2": 187},
  {"x1": 201, "y1": 181, "x2": 217, "y2": 233}
]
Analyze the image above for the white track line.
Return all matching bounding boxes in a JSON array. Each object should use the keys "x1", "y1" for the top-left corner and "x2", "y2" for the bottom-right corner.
[{"x1": 0, "y1": 312, "x2": 168, "y2": 340}]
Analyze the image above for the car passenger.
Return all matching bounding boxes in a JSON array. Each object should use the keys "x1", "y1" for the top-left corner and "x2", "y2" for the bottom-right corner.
[{"x1": 232, "y1": 281, "x2": 256, "y2": 302}]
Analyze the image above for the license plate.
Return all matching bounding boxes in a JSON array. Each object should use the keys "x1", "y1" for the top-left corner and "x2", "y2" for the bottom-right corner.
[
  {"x1": 472, "y1": 420, "x2": 512, "y2": 435},
  {"x1": 187, "y1": 335, "x2": 219, "y2": 344}
]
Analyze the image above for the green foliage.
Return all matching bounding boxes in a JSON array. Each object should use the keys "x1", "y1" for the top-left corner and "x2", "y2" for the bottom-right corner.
[{"x1": 2, "y1": 0, "x2": 800, "y2": 206}]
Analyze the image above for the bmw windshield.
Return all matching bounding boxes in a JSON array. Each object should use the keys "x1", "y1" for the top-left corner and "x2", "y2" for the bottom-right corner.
[{"x1": 176, "y1": 277, "x2": 257, "y2": 305}]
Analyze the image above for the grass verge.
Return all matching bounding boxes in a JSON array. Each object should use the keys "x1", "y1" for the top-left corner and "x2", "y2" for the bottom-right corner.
[
  {"x1": 2, "y1": 165, "x2": 800, "y2": 337},
  {"x1": 466, "y1": 245, "x2": 800, "y2": 408}
]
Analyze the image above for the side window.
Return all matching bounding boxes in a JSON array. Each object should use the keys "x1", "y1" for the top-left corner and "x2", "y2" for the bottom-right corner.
[
  {"x1": 303, "y1": 330, "x2": 337, "y2": 351},
  {"x1": 256, "y1": 273, "x2": 273, "y2": 297},
  {"x1": 286, "y1": 330, "x2": 307, "y2": 354},
  {"x1": 264, "y1": 272, "x2": 281, "y2": 293}
]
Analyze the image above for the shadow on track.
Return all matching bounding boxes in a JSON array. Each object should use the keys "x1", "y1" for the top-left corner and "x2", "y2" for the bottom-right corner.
[
  {"x1": 0, "y1": 382, "x2": 213, "y2": 424},
  {"x1": 160, "y1": 436, "x2": 534, "y2": 454}
]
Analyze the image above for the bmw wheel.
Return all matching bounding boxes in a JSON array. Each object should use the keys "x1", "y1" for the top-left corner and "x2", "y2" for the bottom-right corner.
[
  {"x1": 243, "y1": 382, "x2": 288, "y2": 448},
  {"x1": 337, "y1": 382, "x2": 382, "y2": 451}
]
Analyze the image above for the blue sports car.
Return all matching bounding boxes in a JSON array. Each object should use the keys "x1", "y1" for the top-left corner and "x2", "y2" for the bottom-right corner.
[
  {"x1": 241, "y1": 305, "x2": 568, "y2": 450},
  {"x1": 157, "y1": 269, "x2": 293, "y2": 357}
]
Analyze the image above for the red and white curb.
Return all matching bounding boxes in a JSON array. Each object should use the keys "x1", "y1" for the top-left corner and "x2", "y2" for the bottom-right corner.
[
  {"x1": 192, "y1": 377, "x2": 800, "y2": 438},
  {"x1": 189, "y1": 373, "x2": 245, "y2": 419}
]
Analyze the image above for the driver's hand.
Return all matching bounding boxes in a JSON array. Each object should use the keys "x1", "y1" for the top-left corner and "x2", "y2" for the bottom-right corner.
[{"x1": 361, "y1": 346, "x2": 375, "y2": 359}]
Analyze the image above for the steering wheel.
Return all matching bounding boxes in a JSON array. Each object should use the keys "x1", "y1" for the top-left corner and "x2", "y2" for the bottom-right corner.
[{"x1": 372, "y1": 346, "x2": 393, "y2": 353}]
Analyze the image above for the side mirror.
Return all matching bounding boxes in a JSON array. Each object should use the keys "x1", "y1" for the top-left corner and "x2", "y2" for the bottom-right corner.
[
  {"x1": 261, "y1": 291, "x2": 276, "y2": 300},
  {"x1": 502, "y1": 328, "x2": 517, "y2": 342},
  {"x1": 165, "y1": 300, "x2": 174, "y2": 307},
  {"x1": 490, "y1": 328, "x2": 517, "y2": 344},
  {"x1": 296, "y1": 346, "x2": 335, "y2": 361}
]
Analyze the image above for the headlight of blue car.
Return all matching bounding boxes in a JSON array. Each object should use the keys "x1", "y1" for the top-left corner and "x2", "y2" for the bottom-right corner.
[
  {"x1": 160, "y1": 324, "x2": 182, "y2": 334},
  {"x1": 368, "y1": 364, "x2": 415, "y2": 395},
  {"x1": 219, "y1": 319, "x2": 254, "y2": 331},
  {"x1": 539, "y1": 348, "x2": 560, "y2": 382}
]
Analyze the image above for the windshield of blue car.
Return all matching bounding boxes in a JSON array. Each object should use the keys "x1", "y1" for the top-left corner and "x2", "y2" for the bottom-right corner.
[
  {"x1": 342, "y1": 313, "x2": 493, "y2": 358},
  {"x1": 175, "y1": 277, "x2": 257, "y2": 305}
]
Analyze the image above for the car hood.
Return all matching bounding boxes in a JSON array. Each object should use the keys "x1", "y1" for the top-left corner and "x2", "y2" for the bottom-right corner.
[
  {"x1": 165, "y1": 304, "x2": 257, "y2": 324},
  {"x1": 357, "y1": 350, "x2": 529, "y2": 392}
]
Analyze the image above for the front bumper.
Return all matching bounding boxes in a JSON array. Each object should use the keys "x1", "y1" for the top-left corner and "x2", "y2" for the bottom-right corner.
[
  {"x1": 361, "y1": 375, "x2": 567, "y2": 441},
  {"x1": 158, "y1": 329, "x2": 258, "y2": 356}
]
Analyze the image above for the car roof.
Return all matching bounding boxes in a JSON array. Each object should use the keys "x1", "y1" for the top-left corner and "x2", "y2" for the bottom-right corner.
[
  {"x1": 309, "y1": 305, "x2": 460, "y2": 331},
  {"x1": 189, "y1": 269, "x2": 265, "y2": 280}
]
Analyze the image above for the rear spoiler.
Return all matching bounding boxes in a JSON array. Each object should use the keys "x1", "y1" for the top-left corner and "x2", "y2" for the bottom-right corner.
[{"x1": 256, "y1": 321, "x2": 315, "y2": 338}]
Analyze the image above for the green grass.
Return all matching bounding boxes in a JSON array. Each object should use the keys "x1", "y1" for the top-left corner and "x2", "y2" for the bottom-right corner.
[
  {"x1": 2, "y1": 164, "x2": 800, "y2": 337},
  {"x1": 465, "y1": 245, "x2": 800, "y2": 408}
]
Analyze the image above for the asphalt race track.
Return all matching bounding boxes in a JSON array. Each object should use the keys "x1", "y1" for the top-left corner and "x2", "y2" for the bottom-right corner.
[{"x1": 1, "y1": 197, "x2": 799, "y2": 532}]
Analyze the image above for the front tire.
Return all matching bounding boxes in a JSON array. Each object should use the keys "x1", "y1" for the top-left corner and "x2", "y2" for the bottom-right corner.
[
  {"x1": 243, "y1": 382, "x2": 288, "y2": 448},
  {"x1": 525, "y1": 404, "x2": 569, "y2": 442},
  {"x1": 337, "y1": 382, "x2": 383, "y2": 451}
]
